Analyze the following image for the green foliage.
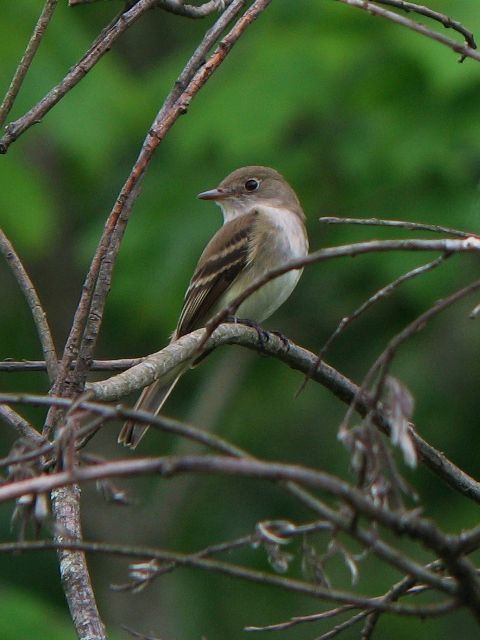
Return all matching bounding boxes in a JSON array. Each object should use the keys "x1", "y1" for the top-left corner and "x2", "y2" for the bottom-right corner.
[
  {"x1": 1, "y1": 1, "x2": 480, "y2": 638},
  {"x1": 0, "y1": 585, "x2": 72, "y2": 640}
]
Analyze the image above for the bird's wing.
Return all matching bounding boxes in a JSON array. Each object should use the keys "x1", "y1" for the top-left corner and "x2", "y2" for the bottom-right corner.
[{"x1": 175, "y1": 211, "x2": 258, "y2": 337}]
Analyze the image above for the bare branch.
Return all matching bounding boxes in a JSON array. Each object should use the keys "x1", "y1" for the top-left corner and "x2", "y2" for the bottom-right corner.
[
  {"x1": 0, "y1": 0, "x2": 58, "y2": 128},
  {"x1": 0, "y1": 358, "x2": 143, "y2": 372},
  {"x1": 341, "y1": 277, "x2": 480, "y2": 435},
  {"x1": 0, "y1": 385, "x2": 470, "y2": 594},
  {"x1": 319, "y1": 216, "x2": 474, "y2": 238},
  {"x1": 70, "y1": 0, "x2": 229, "y2": 17},
  {"x1": 310, "y1": 253, "x2": 449, "y2": 374},
  {"x1": 335, "y1": 0, "x2": 480, "y2": 63},
  {"x1": 0, "y1": 405, "x2": 45, "y2": 445},
  {"x1": 0, "y1": 538, "x2": 460, "y2": 617},
  {"x1": 374, "y1": 0, "x2": 477, "y2": 50},
  {"x1": 0, "y1": 229, "x2": 58, "y2": 382},
  {"x1": 51, "y1": 486, "x2": 106, "y2": 640},
  {"x1": 0, "y1": 0, "x2": 157, "y2": 153},
  {"x1": 2, "y1": 321, "x2": 477, "y2": 503}
]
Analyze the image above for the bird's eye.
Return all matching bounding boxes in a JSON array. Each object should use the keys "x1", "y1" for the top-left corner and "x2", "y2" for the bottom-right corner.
[{"x1": 244, "y1": 178, "x2": 259, "y2": 192}]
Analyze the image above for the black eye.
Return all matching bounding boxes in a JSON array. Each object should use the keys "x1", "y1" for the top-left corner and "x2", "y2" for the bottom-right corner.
[{"x1": 244, "y1": 178, "x2": 259, "y2": 192}]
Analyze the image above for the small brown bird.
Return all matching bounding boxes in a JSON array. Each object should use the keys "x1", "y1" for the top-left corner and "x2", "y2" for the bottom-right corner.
[{"x1": 118, "y1": 166, "x2": 309, "y2": 448}]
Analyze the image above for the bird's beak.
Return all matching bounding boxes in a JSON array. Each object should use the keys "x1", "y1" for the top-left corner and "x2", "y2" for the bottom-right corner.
[{"x1": 197, "y1": 187, "x2": 228, "y2": 201}]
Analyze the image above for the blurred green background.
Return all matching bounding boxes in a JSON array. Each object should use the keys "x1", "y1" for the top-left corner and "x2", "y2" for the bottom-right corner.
[{"x1": 1, "y1": 1, "x2": 480, "y2": 638}]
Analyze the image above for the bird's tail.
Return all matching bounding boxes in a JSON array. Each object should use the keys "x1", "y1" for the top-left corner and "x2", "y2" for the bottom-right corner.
[{"x1": 118, "y1": 374, "x2": 181, "y2": 449}]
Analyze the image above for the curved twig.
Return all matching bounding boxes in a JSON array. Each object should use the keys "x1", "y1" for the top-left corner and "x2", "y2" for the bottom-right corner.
[
  {"x1": 0, "y1": 229, "x2": 58, "y2": 382},
  {"x1": 374, "y1": 0, "x2": 476, "y2": 50},
  {"x1": 335, "y1": 0, "x2": 480, "y2": 63}
]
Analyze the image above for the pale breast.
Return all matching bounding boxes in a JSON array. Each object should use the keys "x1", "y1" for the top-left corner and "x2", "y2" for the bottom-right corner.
[{"x1": 218, "y1": 205, "x2": 308, "y2": 322}]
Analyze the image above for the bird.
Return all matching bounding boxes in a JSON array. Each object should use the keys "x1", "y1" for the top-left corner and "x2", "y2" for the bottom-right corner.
[{"x1": 118, "y1": 165, "x2": 309, "y2": 448}]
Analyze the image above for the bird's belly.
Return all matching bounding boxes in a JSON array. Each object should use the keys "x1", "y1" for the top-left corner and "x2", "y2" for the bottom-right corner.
[{"x1": 236, "y1": 269, "x2": 302, "y2": 322}]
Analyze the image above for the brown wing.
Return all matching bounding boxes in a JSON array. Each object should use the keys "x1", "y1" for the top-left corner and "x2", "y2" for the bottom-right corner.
[{"x1": 175, "y1": 212, "x2": 257, "y2": 337}]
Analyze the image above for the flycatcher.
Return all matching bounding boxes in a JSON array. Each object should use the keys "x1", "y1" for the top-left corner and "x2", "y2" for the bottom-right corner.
[{"x1": 119, "y1": 166, "x2": 309, "y2": 447}]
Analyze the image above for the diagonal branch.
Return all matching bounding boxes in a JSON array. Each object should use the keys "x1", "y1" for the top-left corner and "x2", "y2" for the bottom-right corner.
[
  {"x1": 45, "y1": 0, "x2": 252, "y2": 419},
  {"x1": 335, "y1": 0, "x2": 480, "y2": 63},
  {"x1": 373, "y1": 0, "x2": 476, "y2": 50},
  {"x1": 0, "y1": 0, "x2": 157, "y2": 153},
  {"x1": 0, "y1": 0, "x2": 59, "y2": 128}
]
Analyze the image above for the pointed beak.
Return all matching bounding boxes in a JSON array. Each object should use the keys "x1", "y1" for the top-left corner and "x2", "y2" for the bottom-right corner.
[{"x1": 197, "y1": 187, "x2": 228, "y2": 201}]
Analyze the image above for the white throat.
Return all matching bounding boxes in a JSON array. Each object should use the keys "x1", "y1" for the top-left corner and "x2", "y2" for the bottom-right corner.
[{"x1": 217, "y1": 198, "x2": 254, "y2": 223}]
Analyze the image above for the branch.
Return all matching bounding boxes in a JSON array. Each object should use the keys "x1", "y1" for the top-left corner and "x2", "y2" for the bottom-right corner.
[
  {"x1": 99, "y1": 323, "x2": 480, "y2": 503},
  {"x1": 197, "y1": 236, "x2": 480, "y2": 354},
  {"x1": 69, "y1": 0, "x2": 229, "y2": 16},
  {"x1": 313, "y1": 253, "x2": 450, "y2": 365},
  {"x1": 341, "y1": 276, "x2": 480, "y2": 435},
  {"x1": 0, "y1": 0, "x2": 59, "y2": 128},
  {"x1": 0, "y1": 405, "x2": 45, "y2": 445},
  {"x1": 51, "y1": 487, "x2": 106, "y2": 639},
  {"x1": 44, "y1": 0, "x2": 252, "y2": 436},
  {"x1": 335, "y1": 0, "x2": 480, "y2": 63},
  {"x1": 0, "y1": 358, "x2": 143, "y2": 372},
  {"x1": 374, "y1": 0, "x2": 476, "y2": 50},
  {"x1": 0, "y1": 389, "x2": 466, "y2": 594},
  {"x1": 0, "y1": 455, "x2": 470, "y2": 573},
  {"x1": 0, "y1": 229, "x2": 58, "y2": 382},
  {"x1": 0, "y1": 0, "x2": 158, "y2": 153},
  {"x1": 0, "y1": 539, "x2": 458, "y2": 618},
  {"x1": 48, "y1": 0, "x2": 263, "y2": 409},
  {"x1": 1, "y1": 319, "x2": 479, "y2": 505},
  {"x1": 319, "y1": 216, "x2": 475, "y2": 238}
]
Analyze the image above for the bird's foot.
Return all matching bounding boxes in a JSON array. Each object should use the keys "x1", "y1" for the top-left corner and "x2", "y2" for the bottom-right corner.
[{"x1": 225, "y1": 316, "x2": 270, "y2": 353}]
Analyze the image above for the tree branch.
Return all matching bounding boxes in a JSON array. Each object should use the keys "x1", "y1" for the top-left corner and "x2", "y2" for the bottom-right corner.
[
  {"x1": 0, "y1": 387, "x2": 468, "y2": 595},
  {"x1": 51, "y1": 486, "x2": 106, "y2": 640},
  {"x1": 0, "y1": 0, "x2": 158, "y2": 153},
  {"x1": 0, "y1": 539, "x2": 459, "y2": 617},
  {"x1": 0, "y1": 0, "x2": 59, "y2": 128},
  {"x1": 335, "y1": 0, "x2": 480, "y2": 63},
  {"x1": 374, "y1": 0, "x2": 476, "y2": 50},
  {"x1": 0, "y1": 229, "x2": 58, "y2": 382}
]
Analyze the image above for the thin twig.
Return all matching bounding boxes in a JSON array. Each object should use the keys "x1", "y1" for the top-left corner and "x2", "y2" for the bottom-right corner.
[
  {"x1": 0, "y1": 229, "x2": 58, "y2": 382},
  {"x1": 0, "y1": 358, "x2": 143, "y2": 372},
  {"x1": 374, "y1": 0, "x2": 477, "y2": 50},
  {"x1": 0, "y1": 538, "x2": 459, "y2": 617},
  {"x1": 335, "y1": 0, "x2": 480, "y2": 63},
  {"x1": 301, "y1": 253, "x2": 450, "y2": 395},
  {"x1": 319, "y1": 216, "x2": 475, "y2": 238},
  {"x1": 0, "y1": 0, "x2": 59, "y2": 128},
  {"x1": 0, "y1": 389, "x2": 452, "y2": 594},
  {"x1": 0, "y1": 0, "x2": 157, "y2": 153},
  {"x1": 341, "y1": 277, "x2": 480, "y2": 435},
  {"x1": 0, "y1": 405, "x2": 45, "y2": 445},
  {"x1": 245, "y1": 604, "x2": 356, "y2": 632}
]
